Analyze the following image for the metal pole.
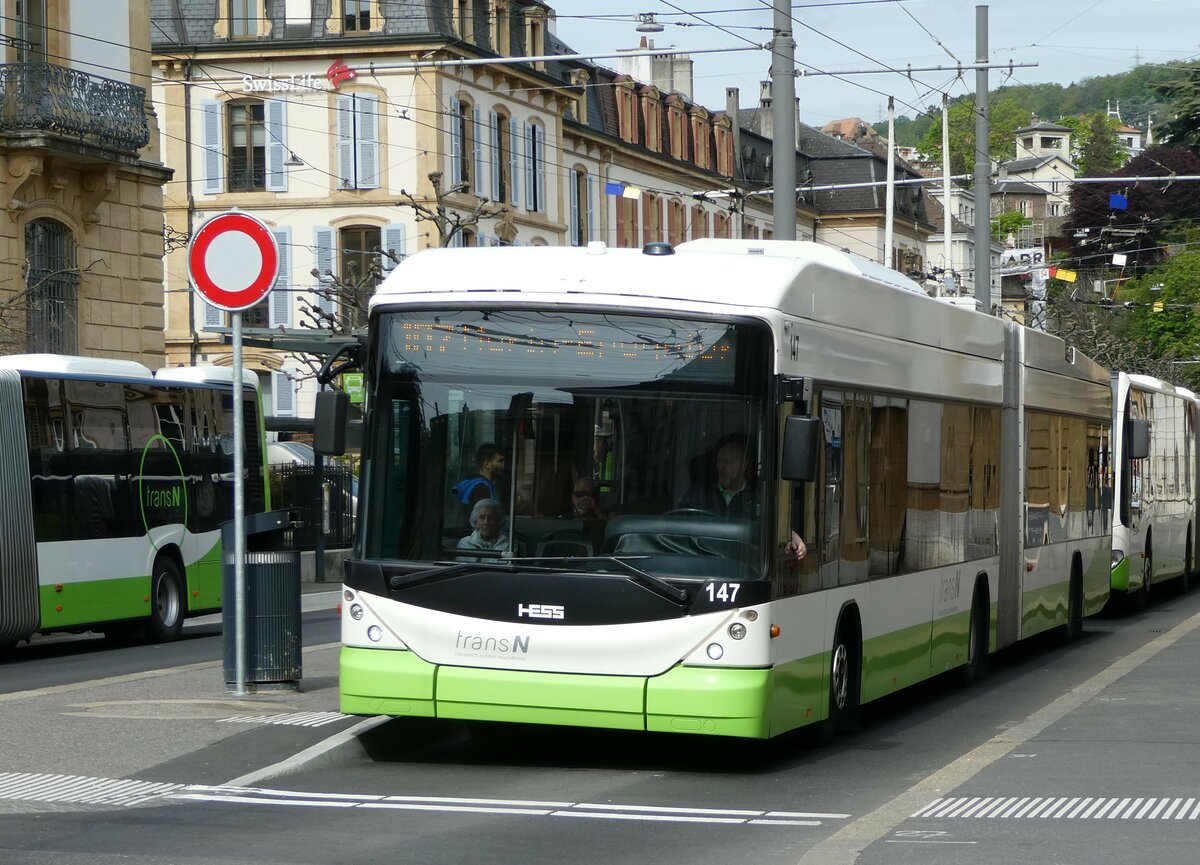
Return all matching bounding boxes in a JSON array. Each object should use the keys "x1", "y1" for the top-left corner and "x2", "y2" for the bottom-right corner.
[
  {"x1": 232, "y1": 311, "x2": 247, "y2": 696},
  {"x1": 771, "y1": 0, "x2": 796, "y2": 241},
  {"x1": 884, "y1": 96, "x2": 895, "y2": 268},
  {"x1": 313, "y1": 450, "x2": 325, "y2": 583},
  {"x1": 941, "y1": 94, "x2": 953, "y2": 297},
  {"x1": 974, "y1": 5, "x2": 992, "y2": 314}
]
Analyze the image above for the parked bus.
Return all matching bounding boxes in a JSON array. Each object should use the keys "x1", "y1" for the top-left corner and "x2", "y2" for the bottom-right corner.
[
  {"x1": 0, "y1": 355, "x2": 268, "y2": 649},
  {"x1": 324, "y1": 239, "x2": 1112, "y2": 740},
  {"x1": 1110, "y1": 372, "x2": 1197, "y2": 606}
]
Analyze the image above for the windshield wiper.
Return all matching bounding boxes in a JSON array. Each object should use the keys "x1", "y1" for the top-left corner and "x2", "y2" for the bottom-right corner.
[
  {"x1": 388, "y1": 559, "x2": 515, "y2": 590},
  {"x1": 502, "y1": 555, "x2": 690, "y2": 605}
]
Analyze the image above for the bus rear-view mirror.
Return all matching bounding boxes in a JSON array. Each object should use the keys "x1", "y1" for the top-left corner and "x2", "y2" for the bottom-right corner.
[
  {"x1": 781, "y1": 415, "x2": 820, "y2": 482},
  {"x1": 314, "y1": 390, "x2": 349, "y2": 456},
  {"x1": 1128, "y1": 418, "x2": 1150, "y2": 461}
]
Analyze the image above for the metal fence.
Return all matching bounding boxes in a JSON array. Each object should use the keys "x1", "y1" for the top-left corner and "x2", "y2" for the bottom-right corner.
[{"x1": 269, "y1": 463, "x2": 356, "y2": 551}]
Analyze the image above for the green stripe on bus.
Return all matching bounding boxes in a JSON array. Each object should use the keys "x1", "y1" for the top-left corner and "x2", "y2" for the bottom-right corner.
[{"x1": 39, "y1": 577, "x2": 149, "y2": 628}]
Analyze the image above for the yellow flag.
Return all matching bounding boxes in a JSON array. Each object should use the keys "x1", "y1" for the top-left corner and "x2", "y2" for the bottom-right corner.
[
  {"x1": 1055, "y1": 268, "x2": 1077, "y2": 283},
  {"x1": 1152, "y1": 301, "x2": 1164, "y2": 313}
]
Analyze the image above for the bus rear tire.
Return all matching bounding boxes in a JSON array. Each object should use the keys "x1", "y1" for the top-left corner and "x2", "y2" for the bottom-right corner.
[
  {"x1": 956, "y1": 584, "x2": 989, "y2": 686},
  {"x1": 1056, "y1": 565, "x2": 1084, "y2": 645},
  {"x1": 148, "y1": 557, "x2": 185, "y2": 643}
]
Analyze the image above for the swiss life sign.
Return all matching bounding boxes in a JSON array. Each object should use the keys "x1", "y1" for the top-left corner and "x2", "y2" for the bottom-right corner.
[{"x1": 188, "y1": 210, "x2": 280, "y2": 311}]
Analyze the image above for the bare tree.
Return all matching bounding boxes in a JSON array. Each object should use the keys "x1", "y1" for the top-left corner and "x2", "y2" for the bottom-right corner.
[
  {"x1": 0, "y1": 259, "x2": 104, "y2": 355},
  {"x1": 397, "y1": 170, "x2": 510, "y2": 250}
]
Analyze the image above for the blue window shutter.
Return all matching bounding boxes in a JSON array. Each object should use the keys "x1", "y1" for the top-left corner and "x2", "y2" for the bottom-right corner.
[
  {"x1": 523, "y1": 121, "x2": 533, "y2": 209},
  {"x1": 449, "y1": 96, "x2": 462, "y2": 186},
  {"x1": 336, "y1": 95, "x2": 355, "y2": 189},
  {"x1": 314, "y1": 226, "x2": 336, "y2": 317},
  {"x1": 569, "y1": 169, "x2": 579, "y2": 246},
  {"x1": 382, "y1": 224, "x2": 406, "y2": 272},
  {"x1": 489, "y1": 111, "x2": 500, "y2": 201},
  {"x1": 272, "y1": 371, "x2": 295, "y2": 417},
  {"x1": 534, "y1": 125, "x2": 546, "y2": 213},
  {"x1": 473, "y1": 104, "x2": 485, "y2": 197},
  {"x1": 356, "y1": 94, "x2": 380, "y2": 189},
  {"x1": 269, "y1": 226, "x2": 291, "y2": 327},
  {"x1": 586, "y1": 174, "x2": 596, "y2": 241},
  {"x1": 265, "y1": 98, "x2": 288, "y2": 191},
  {"x1": 508, "y1": 117, "x2": 519, "y2": 206},
  {"x1": 201, "y1": 100, "x2": 223, "y2": 194}
]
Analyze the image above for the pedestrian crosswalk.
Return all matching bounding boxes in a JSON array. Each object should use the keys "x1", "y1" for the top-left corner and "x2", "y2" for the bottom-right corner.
[
  {"x1": 0, "y1": 772, "x2": 183, "y2": 807},
  {"x1": 217, "y1": 710, "x2": 349, "y2": 728},
  {"x1": 913, "y1": 796, "x2": 1200, "y2": 821}
]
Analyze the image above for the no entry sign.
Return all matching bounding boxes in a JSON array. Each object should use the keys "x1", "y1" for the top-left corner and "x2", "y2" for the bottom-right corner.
[{"x1": 188, "y1": 210, "x2": 280, "y2": 311}]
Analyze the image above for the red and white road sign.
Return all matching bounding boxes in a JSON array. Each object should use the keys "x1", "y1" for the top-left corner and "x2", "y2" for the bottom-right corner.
[{"x1": 187, "y1": 210, "x2": 280, "y2": 311}]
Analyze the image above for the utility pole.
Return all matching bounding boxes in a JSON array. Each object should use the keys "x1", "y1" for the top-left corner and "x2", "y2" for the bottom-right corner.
[
  {"x1": 771, "y1": 0, "x2": 796, "y2": 241},
  {"x1": 884, "y1": 96, "x2": 895, "y2": 268},
  {"x1": 941, "y1": 93, "x2": 954, "y2": 297},
  {"x1": 973, "y1": 4, "x2": 992, "y2": 314}
]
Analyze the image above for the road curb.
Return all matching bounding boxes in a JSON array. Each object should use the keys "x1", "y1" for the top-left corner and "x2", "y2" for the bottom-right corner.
[{"x1": 223, "y1": 715, "x2": 390, "y2": 788}]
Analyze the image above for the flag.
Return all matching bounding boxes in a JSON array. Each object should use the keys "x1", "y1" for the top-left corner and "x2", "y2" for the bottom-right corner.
[
  {"x1": 1109, "y1": 193, "x2": 1128, "y2": 210},
  {"x1": 1051, "y1": 267, "x2": 1077, "y2": 283},
  {"x1": 1152, "y1": 301, "x2": 1164, "y2": 313},
  {"x1": 604, "y1": 181, "x2": 625, "y2": 196}
]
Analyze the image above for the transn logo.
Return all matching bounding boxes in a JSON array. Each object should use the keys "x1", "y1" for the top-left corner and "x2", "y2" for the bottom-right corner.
[{"x1": 518, "y1": 603, "x2": 564, "y2": 620}]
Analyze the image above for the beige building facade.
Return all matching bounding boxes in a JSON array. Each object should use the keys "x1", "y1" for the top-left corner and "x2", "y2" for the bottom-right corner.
[{"x1": 0, "y1": 0, "x2": 170, "y2": 364}]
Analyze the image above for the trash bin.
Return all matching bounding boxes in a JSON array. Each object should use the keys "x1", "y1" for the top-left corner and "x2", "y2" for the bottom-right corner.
[{"x1": 221, "y1": 509, "x2": 302, "y2": 691}]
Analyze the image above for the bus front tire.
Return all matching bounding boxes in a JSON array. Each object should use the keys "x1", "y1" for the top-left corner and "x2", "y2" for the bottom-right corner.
[{"x1": 148, "y1": 557, "x2": 185, "y2": 643}]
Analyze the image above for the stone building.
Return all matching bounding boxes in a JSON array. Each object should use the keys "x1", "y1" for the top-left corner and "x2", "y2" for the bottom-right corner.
[{"x1": 0, "y1": 0, "x2": 170, "y2": 363}]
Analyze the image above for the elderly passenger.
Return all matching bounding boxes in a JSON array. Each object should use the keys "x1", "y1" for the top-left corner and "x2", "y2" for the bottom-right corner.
[{"x1": 457, "y1": 498, "x2": 510, "y2": 552}]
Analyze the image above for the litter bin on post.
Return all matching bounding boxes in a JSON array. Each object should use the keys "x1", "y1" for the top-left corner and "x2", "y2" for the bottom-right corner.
[{"x1": 221, "y1": 509, "x2": 302, "y2": 691}]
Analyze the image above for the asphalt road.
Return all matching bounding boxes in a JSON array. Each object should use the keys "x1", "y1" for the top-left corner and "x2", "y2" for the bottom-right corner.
[{"x1": 1, "y1": 587, "x2": 1198, "y2": 865}]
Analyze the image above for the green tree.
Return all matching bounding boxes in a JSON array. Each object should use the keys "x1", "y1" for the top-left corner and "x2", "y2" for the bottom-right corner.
[
  {"x1": 1152, "y1": 61, "x2": 1200, "y2": 154},
  {"x1": 1120, "y1": 252, "x2": 1200, "y2": 388},
  {"x1": 918, "y1": 96, "x2": 1030, "y2": 177},
  {"x1": 992, "y1": 209, "x2": 1031, "y2": 242},
  {"x1": 1060, "y1": 112, "x2": 1125, "y2": 174}
]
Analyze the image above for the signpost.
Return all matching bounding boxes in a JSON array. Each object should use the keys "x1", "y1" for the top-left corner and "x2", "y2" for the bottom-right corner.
[{"x1": 187, "y1": 210, "x2": 280, "y2": 696}]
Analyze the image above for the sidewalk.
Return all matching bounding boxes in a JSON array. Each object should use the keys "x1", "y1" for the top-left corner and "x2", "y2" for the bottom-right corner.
[{"x1": 0, "y1": 586, "x2": 359, "y2": 800}]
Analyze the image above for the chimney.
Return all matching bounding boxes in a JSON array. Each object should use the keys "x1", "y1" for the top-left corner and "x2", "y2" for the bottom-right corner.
[
  {"x1": 727, "y1": 86, "x2": 742, "y2": 179},
  {"x1": 758, "y1": 80, "x2": 772, "y2": 139}
]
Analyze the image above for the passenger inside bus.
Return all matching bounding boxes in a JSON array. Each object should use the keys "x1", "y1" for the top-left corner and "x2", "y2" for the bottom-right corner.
[
  {"x1": 676, "y1": 434, "x2": 757, "y2": 518},
  {"x1": 456, "y1": 498, "x2": 514, "y2": 557}
]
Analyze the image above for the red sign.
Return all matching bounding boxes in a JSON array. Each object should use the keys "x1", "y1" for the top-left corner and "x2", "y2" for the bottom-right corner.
[
  {"x1": 188, "y1": 211, "x2": 280, "y2": 312},
  {"x1": 327, "y1": 59, "x2": 356, "y2": 89}
]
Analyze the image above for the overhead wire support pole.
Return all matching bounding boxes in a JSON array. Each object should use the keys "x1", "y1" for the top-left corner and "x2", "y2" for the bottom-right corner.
[
  {"x1": 974, "y1": 4, "x2": 992, "y2": 315},
  {"x1": 771, "y1": 0, "x2": 797, "y2": 241}
]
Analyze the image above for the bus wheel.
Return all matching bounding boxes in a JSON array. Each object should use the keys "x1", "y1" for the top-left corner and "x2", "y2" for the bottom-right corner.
[
  {"x1": 1057, "y1": 565, "x2": 1084, "y2": 645},
  {"x1": 1133, "y1": 550, "x2": 1151, "y2": 612},
  {"x1": 828, "y1": 620, "x2": 861, "y2": 736},
  {"x1": 1181, "y1": 536, "x2": 1193, "y2": 594},
  {"x1": 148, "y1": 557, "x2": 185, "y2": 643},
  {"x1": 956, "y1": 585, "x2": 989, "y2": 686}
]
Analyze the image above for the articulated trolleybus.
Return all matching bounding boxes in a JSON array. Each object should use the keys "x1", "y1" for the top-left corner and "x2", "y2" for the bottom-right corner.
[
  {"x1": 329, "y1": 239, "x2": 1112, "y2": 740},
  {"x1": 0, "y1": 355, "x2": 267, "y2": 649}
]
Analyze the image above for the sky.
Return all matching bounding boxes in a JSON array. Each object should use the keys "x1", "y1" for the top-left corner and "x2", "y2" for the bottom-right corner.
[{"x1": 545, "y1": 0, "x2": 1200, "y2": 127}]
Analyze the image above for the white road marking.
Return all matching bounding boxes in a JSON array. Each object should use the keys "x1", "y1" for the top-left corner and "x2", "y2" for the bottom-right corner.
[
  {"x1": 218, "y1": 711, "x2": 349, "y2": 728},
  {"x1": 165, "y1": 785, "x2": 851, "y2": 827},
  {"x1": 0, "y1": 772, "x2": 183, "y2": 806},
  {"x1": 907, "y1": 794, "x2": 1200, "y2": 820}
]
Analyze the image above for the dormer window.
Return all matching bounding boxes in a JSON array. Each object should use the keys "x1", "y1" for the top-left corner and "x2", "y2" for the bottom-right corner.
[
  {"x1": 690, "y1": 107, "x2": 710, "y2": 170},
  {"x1": 714, "y1": 115, "x2": 734, "y2": 177},
  {"x1": 523, "y1": 8, "x2": 546, "y2": 68},
  {"x1": 492, "y1": 1, "x2": 510, "y2": 54},
  {"x1": 666, "y1": 96, "x2": 687, "y2": 160},
  {"x1": 641, "y1": 87, "x2": 662, "y2": 152},
  {"x1": 615, "y1": 79, "x2": 638, "y2": 145}
]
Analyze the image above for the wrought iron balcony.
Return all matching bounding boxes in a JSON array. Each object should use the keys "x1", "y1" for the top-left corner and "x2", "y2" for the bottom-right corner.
[{"x1": 0, "y1": 62, "x2": 149, "y2": 153}]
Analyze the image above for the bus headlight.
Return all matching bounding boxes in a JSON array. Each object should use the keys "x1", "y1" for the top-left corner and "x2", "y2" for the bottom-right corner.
[
  {"x1": 706, "y1": 643, "x2": 724, "y2": 660},
  {"x1": 1111, "y1": 549, "x2": 1124, "y2": 569},
  {"x1": 343, "y1": 589, "x2": 355, "y2": 602},
  {"x1": 728, "y1": 622, "x2": 747, "y2": 640},
  {"x1": 367, "y1": 625, "x2": 383, "y2": 642},
  {"x1": 349, "y1": 604, "x2": 364, "y2": 620}
]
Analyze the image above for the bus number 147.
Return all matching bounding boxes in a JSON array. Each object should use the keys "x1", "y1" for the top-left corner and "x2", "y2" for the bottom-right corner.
[{"x1": 705, "y1": 582, "x2": 740, "y2": 604}]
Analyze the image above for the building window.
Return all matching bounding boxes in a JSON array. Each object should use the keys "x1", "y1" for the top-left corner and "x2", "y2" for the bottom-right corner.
[
  {"x1": 642, "y1": 92, "x2": 662, "y2": 152},
  {"x1": 642, "y1": 193, "x2": 661, "y2": 244},
  {"x1": 491, "y1": 109, "x2": 514, "y2": 203},
  {"x1": 524, "y1": 120, "x2": 545, "y2": 212},
  {"x1": 569, "y1": 168, "x2": 592, "y2": 246},
  {"x1": 691, "y1": 111, "x2": 710, "y2": 169},
  {"x1": 456, "y1": 0, "x2": 473, "y2": 40},
  {"x1": 230, "y1": 0, "x2": 259, "y2": 39},
  {"x1": 228, "y1": 100, "x2": 266, "y2": 191},
  {"x1": 336, "y1": 93, "x2": 380, "y2": 190},
  {"x1": 339, "y1": 225, "x2": 382, "y2": 328},
  {"x1": 616, "y1": 196, "x2": 639, "y2": 248},
  {"x1": 16, "y1": 0, "x2": 47, "y2": 62},
  {"x1": 344, "y1": 0, "x2": 370, "y2": 31},
  {"x1": 492, "y1": 1, "x2": 510, "y2": 53},
  {"x1": 615, "y1": 82, "x2": 638, "y2": 144},
  {"x1": 668, "y1": 199, "x2": 685, "y2": 245},
  {"x1": 25, "y1": 218, "x2": 78, "y2": 354},
  {"x1": 457, "y1": 99, "x2": 474, "y2": 190}
]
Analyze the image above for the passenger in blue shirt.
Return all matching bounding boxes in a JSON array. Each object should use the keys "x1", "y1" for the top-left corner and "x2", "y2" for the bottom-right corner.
[{"x1": 453, "y1": 442, "x2": 506, "y2": 506}]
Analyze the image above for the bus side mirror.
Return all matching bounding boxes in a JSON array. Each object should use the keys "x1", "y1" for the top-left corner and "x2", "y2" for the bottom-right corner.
[
  {"x1": 314, "y1": 390, "x2": 349, "y2": 456},
  {"x1": 781, "y1": 415, "x2": 820, "y2": 482},
  {"x1": 1128, "y1": 418, "x2": 1150, "y2": 461}
]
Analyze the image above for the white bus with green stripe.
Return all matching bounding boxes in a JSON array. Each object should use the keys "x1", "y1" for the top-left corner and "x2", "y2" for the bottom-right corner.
[
  {"x1": 0, "y1": 355, "x2": 268, "y2": 649},
  {"x1": 330, "y1": 239, "x2": 1112, "y2": 739},
  {"x1": 1109, "y1": 372, "x2": 1197, "y2": 607}
]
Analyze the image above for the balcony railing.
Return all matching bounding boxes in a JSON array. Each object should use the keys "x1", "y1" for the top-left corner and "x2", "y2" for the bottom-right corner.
[{"x1": 0, "y1": 62, "x2": 149, "y2": 153}]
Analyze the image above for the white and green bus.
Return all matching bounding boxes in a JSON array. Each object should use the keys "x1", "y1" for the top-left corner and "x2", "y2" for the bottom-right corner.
[
  {"x1": 325, "y1": 239, "x2": 1112, "y2": 739},
  {"x1": 1110, "y1": 372, "x2": 1197, "y2": 605},
  {"x1": 0, "y1": 355, "x2": 268, "y2": 649}
]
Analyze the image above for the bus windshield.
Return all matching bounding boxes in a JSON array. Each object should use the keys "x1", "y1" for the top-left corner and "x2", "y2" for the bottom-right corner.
[{"x1": 361, "y1": 309, "x2": 772, "y2": 581}]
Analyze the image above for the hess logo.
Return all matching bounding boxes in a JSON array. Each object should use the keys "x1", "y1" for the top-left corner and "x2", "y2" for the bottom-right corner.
[
  {"x1": 326, "y1": 60, "x2": 356, "y2": 89},
  {"x1": 518, "y1": 603, "x2": 564, "y2": 620}
]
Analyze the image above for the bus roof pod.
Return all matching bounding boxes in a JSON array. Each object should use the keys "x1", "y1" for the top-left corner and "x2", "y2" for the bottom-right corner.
[
  {"x1": 0, "y1": 353, "x2": 154, "y2": 381},
  {"x1": 155, "y1": 365, "x2": 260, "y2": 389}
]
